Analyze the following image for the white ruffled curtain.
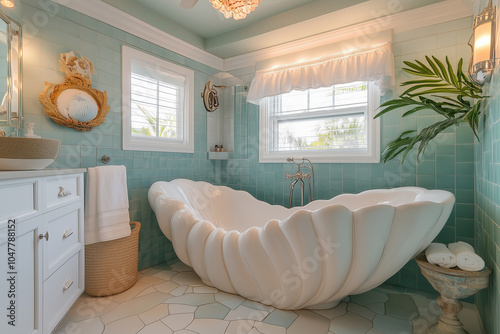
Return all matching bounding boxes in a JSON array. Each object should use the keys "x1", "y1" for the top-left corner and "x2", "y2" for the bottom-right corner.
[{"x1": 247, "y1": 42, "x2": 395, "y2": 105}]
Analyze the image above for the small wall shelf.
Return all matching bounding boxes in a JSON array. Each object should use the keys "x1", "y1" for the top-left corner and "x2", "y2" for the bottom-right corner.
[
  {"x1": 208, "y1": 151, "x2": 230, "y2": 160},
  {"x1": 206, "y1": 72, "x2": 245, "y2": 161}
]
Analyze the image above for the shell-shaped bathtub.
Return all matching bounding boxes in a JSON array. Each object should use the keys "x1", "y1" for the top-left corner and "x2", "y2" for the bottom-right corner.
[{"x1": 148, "y1": 179, "x2": 454, "y2": 310}]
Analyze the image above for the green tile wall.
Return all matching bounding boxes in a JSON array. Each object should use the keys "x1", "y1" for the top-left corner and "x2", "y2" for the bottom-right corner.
[
  {"x1": 4, "y1": 0, "x2": 221, "y2": 269},
  {"x1": 474, "y1": 40, "x2": 500, "y2": 334}
]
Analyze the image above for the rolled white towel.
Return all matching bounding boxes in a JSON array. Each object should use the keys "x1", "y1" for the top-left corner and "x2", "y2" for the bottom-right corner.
[
  {"x1": 448, "y1": 241, "x2": 485, "y2": 271},
  {"x1": 425, "y1": 243, "x2": 457, "y2": 269}
]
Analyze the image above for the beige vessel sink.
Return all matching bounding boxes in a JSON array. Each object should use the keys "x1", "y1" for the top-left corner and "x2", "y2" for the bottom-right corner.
[{"x1": 0, "y1": 137, "x2": 61, "y2": 170}]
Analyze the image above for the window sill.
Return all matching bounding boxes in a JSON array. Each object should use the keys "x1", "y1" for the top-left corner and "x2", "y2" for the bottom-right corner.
[{"x1": 259, "y1": 151, "x2": 380, "y2": 164}]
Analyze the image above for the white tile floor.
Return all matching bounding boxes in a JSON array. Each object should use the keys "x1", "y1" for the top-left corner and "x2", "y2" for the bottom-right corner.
[{"x1": 55, "y1": 261, "x2": 485, "y2": 334}]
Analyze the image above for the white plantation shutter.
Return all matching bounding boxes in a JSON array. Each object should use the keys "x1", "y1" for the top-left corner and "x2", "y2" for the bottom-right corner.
[
  {"x1": 122, "y1": 46, "x2": 194, "y2": 153},
  {"x1": 130, "y1": 71, "x2": 184, "y2": 141}
]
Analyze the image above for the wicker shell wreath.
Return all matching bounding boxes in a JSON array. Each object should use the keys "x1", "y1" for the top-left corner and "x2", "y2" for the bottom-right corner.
[{"x1": 38, "y1": 52, "x2": 110, "y2": 132}]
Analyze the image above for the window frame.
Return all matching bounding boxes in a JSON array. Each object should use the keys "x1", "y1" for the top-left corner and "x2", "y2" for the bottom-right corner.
[
  {"x1": 122, "y1": 45, "x2": 194, "y2": 153},
  {"x1": 259, "y1": 82, "x2": 381, "y2": 163}
]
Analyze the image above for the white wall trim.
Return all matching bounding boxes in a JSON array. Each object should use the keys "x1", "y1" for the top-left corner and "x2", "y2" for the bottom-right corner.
[
  {"x1": 53, "y1": 0, "x2": 471, "y2": 73},
  {"x1": 52, "y1": 0, "x2": 224, "y2": 71},
  {"x1": 224, "y1": 0, "x2": 473, "y2": 71}
]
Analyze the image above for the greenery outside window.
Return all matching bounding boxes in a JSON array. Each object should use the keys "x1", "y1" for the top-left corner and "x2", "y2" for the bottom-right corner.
[
  {"x1": 259, "y1": 81, "x2": 380, "y2": 163},
  {"x1": 122, "y1": 46, "x2": 194, "y2": 153}
]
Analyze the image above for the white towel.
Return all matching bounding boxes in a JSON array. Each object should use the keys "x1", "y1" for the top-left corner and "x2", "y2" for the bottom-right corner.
[
  {"x1": 448, "y1": 241, "x2": 485, "y2": 271},
  {"x1": 84, "y1": 165, "x2": 131, "y2": 245},
  {"x1": 425, "y1": 243, "x2": 457, "y2": 268}
]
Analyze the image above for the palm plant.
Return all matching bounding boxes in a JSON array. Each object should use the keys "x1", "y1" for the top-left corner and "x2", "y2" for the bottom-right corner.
[
  {"x1": 132, "y1": 105, "x2": 176, "y2": 138},
  {"x1": 375, "y1": 56, "x2": 488, "y2": 163}
]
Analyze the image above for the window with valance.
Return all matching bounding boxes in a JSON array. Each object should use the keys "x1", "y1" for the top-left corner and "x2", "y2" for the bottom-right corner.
[{"x1": 247, "y1": 42, "x2": 395, "y2": 163}]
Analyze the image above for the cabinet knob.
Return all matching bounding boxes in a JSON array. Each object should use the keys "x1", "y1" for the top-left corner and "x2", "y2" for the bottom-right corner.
[
  {"x1": 63, "y1": 228, "x2": 73, "y2": 239},
  {"x1": 58, "y1": 186, "x2": 71, "y2": 198},
  {"x1": 63, "y1": 279, "x2": 74, "y2": 291},
  {"x1": 38, "y1": 232, "x2": 49, "y2": 241}
]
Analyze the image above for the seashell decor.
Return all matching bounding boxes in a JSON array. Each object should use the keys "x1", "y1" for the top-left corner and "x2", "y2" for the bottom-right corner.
[
  {"x1": 59, "y1": 51, "x2": 96, "y2": 80},
  {"x1": 55, "y1": 88, "x2": 99, "y2": 122},
  {"x1": 67, "y1": 94, "x2": 98, "y2": 122},
  {"x1": 39, "y1": 52, "x2": 109, "y2": 132}
]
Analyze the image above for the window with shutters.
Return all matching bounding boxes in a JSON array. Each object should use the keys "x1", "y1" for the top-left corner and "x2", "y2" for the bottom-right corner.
[
  {"x1": 259, "y1": 81, "x2": 380, "y2": 163},
  {"x1": 122, "y1": 46, "x2": 194, "y2": 153}
]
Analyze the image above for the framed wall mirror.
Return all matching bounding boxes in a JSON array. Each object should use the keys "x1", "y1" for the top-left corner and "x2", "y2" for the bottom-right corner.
[{"x1": 0, "y1": 9, "x2": 22, "y2": 137}]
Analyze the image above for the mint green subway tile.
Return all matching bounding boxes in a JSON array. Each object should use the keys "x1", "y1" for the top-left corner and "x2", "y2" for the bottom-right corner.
[
  {"x1": 317, "y1": 189, "x2": 330, "y2": 200},
  {"x1": 384, "y1": 125, "x2": 401, "y2": 139},
  {"x1": 493, "y1": 141, "x2": 500, "y2": 164},
  {"x1": 456, "y1": 203, "x2": 474, "y2": 219},
  {"x1": 435, "y1": 132, "x2": 455, "y2": 146},
  {"x1": 370, "y1": 177, "x2": 385, "y2": 188},
  {"x1": 417, "y1": 175, "x2": 435, "y2": 188},
  {"x1": 401, "y1": 115, "x2": 417, "y2": 132},
  {"x1": 445, "y1": 213, "x2": 455, "y2": 227},
  {"x1": 343, "y1": 178, "x2": 356, "y2": 193},
  {"x1": 343, "y1": 164, "x2": 356, "y2": 178},
  {"x1": 401, "y1": 157, "x2": 418, "y2": 175},
  {"x1": 383, "y1": 109, "x2": 402, "y2": 125},
  {"x1": 456, "y1": 144, "x2": 474, "y2": 162},
  {"x1": 436, "y1": 145, "x2": 455, "y2": 155},
  {"x1": 436, "y1": 155, "x2": 454, "y2": 175},
  {"x1": 384, "y1": 172, "x2": 400, "y2": 188},
  {"x1": 456, "y1": 175, "x2": 474, "y2": 189},
  {"x1": 436, "y1": 226, "x2": 456, "y2": 244},
  {"x1": 457, "y1": 218, "x2": 474, "y2": 238},
  {"x1": 80, "y1": 26, "x2": 97, "y2": 43},
  {"x1": 370, "y1": 164, "x2": 384, "y2": 177},
  {"x1": 330, "y1": 180, "x2": 343, "y2": 193},
  {"x1": 456, "y1": 162, "x2": 474, "y2": 176},
  {"x1": 417, "y1": 160, "x2": 435, "y2": 175},
  {"x1": 315, "y1": 163, "x2": 329, "y2": 175},
  {"x1": 356, "y1": 180, "x2": 370, "y2": 193},
  {"x1": 456, "y1": 189, "x2": 474, "y2": 204},
  {"x1": 400, "y1": 173, "x2": 417, "y2": 187},
  {"x1": 384, "y1": 160, "x2": 400, "y2": 173},
  {"x1": 456, "y1": 124, "x2": 474, "y2": 144},
  {"x1": 329, "y1": 165, "x2": 343, "y2": 180},
  {"x1": 356, "y1": 165, "x2": 370, "y2": 180}
]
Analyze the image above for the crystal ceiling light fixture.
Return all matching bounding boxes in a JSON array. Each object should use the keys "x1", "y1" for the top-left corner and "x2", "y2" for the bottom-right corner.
[
  {"x1": 0, "y1": 0, "x2": 15, "y2": 8},
  {"x1": 468, "y1": 0, "x2": 496, "y2": 84},
  {"x1": 209, "y1": 0, "x2": 261, "y2": 20}
]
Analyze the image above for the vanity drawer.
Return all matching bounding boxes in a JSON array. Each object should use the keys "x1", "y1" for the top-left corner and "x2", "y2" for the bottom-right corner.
[
  {"x1": 43, "y1": 174, "x2": 82, "y2": 212},
  {"x1": 43, "y1": 252, "x2": 82, "y2": 334},
  {"x1": 43, "y1": 202, "x2": 83, "y2": 280},
  {"x1": 0, "y1": 178, "x2": 40, "y2": 224}
]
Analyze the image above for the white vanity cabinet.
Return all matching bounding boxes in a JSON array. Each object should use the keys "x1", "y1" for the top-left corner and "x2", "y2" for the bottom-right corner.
[{"x1": 0, "y1": 169, "x2": 85, "y2": 334}]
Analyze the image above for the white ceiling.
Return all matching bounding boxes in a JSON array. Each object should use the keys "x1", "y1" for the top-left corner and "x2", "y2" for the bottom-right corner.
[{"x1": 99, "y1": 0, "x2": 448, "y2": 58}]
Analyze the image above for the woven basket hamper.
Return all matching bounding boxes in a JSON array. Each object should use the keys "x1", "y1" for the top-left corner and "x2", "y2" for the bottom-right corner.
[{"x1": 85, "y1": 221, "x2": 141, "y2": 296}]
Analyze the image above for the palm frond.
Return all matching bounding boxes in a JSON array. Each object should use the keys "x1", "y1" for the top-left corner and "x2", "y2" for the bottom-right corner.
[{"x1": 376, "y1": 56, "x2": 487, "y2": 163}]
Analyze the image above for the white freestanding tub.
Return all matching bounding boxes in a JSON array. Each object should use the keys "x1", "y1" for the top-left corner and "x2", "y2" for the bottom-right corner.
[{"x1": 148, "y1": 179, "x2": 454, "y2": 310}]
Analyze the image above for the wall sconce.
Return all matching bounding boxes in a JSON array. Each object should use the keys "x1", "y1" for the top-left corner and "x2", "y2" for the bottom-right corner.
[{"x1": 469, "y1": 0, "x2": 496, "y2": 84}]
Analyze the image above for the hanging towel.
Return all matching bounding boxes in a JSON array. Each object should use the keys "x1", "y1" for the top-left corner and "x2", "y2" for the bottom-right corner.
[
  {"x1": 85, "y1": 165, "x2": 131, "y2": 245},
  {"x1": 448, "y1": 241, "x2": 485, "y2": 272},
  {"x1": 425, "y1": 243, "x2": 457, "y2": 269}
]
